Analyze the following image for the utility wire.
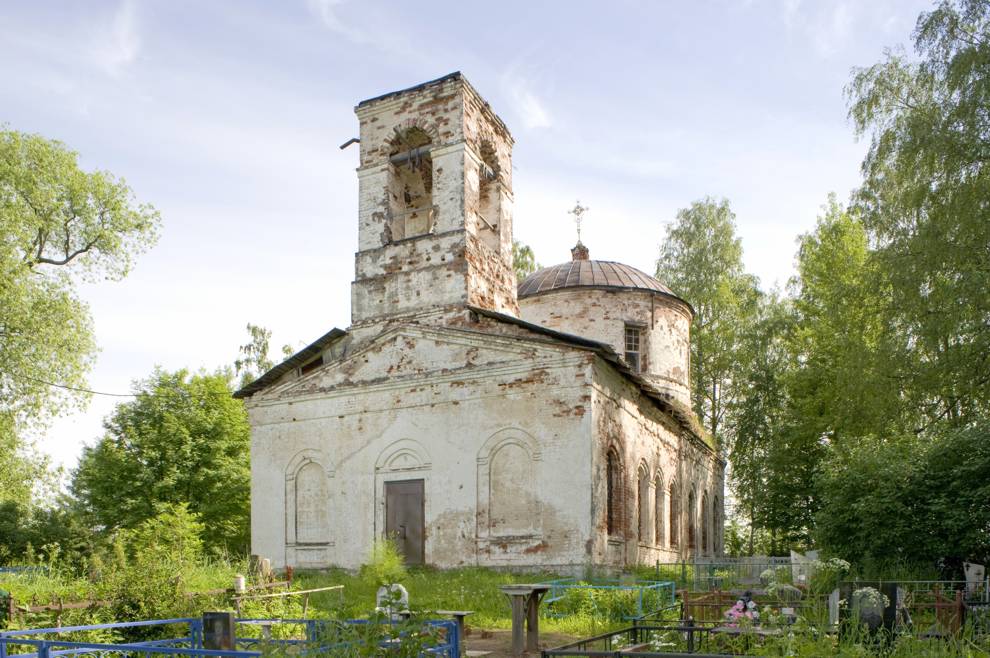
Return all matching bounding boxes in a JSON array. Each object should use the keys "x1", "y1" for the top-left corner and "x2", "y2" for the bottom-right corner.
[{"x1": 3, "y1": 371, "x2": 136, "y2": 397}]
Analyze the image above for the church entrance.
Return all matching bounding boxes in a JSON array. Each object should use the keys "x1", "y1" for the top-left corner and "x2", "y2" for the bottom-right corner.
[{"x1": 384, "y1": 479, "x2": 425, "y2": 565}]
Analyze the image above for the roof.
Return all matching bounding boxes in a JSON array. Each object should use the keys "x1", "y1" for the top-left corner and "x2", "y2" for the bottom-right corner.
[
  {"x1": 231, "y1": 308, "x2": 713, "y2": 453},
  {"x1": 233, "y1": 327, "x2": 347, "y2": 399},
  {"x1": 467, "y1": 306, "x2": 712, "y2": 451},
  {"x1": 518, "y1": 259, "x2": 690, "y2": 314},
  {"x1": 357, "y1": 72, "x2": 462, "y2": 107}
]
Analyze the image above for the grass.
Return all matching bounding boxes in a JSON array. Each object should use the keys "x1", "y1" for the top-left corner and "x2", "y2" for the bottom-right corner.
[{"x1": 4, "y1": 563, "x2": 990, "y2": 656}]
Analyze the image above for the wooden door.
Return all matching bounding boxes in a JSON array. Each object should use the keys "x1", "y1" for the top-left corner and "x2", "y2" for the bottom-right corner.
[{"x1": 384, "y1": 479, "x2": 425, "y2": 565}]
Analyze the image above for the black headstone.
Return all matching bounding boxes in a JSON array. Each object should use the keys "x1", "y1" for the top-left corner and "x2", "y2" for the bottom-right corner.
[{"x1": 203, "y1": 611, "x2": 236, "y2": 650}]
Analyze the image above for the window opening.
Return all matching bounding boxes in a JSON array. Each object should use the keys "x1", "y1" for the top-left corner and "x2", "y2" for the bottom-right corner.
[
  {"x1": 624, "y1": 325, "x2": 642, "y2": 372},
  {"x1": 606, "y1": 450, "x2": 621, "y2": 535},
  {"x1": 654, "y1": 475, "x2": 665, "y2": 546},
  {"x1": 687, "y1": 489, "x2": 697, "y2": 550},
  {"x1": 702, "y1": 492, "x2": 710, "y2": 555},
  {"x1": 637, "y1": 465, "x2": 650, "y2": 543},
  {"x1": 387, "y1": 127, "x2": 434, "y2": 241},
  {"x1": 669, "y1": 481, "x2": 679, "y2": 548}
]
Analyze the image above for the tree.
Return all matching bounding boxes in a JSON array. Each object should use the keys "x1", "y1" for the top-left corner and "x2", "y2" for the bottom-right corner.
[
  {"x1": 0, "y1": 128, "x2": 160, "y2": 433},
  {"x1": 729, "y1": 291, "x2": 807, "y2": 552},
  {"x1": 815, "y1": 421, "x2": 990, "y2": 567},
  {"x1": 72, "y1": 369, "x2": 250, "y2": 554},
  {"x1": 848, "y1": 0, "x2": 990, "y2": 427},
  {"x1": 234, "y1": 323, "x2": 293, "y2": 387},
  {"x1": 655, "y1": 197, "x2": 759, "y2": 446},
  {"x1": 512, "y1": 240, "x2": 541, "y2": 282}
]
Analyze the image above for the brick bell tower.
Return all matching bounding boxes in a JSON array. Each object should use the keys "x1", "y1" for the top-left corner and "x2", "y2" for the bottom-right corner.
[{"x1": 349, "y1": 73, "x2": 518, "y2": 329}]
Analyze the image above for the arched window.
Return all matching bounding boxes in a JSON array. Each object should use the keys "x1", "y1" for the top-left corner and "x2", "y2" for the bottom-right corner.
[
  {"x1": 701, "y1": 492, "x2": 710, "y2": 555},
  {"x1": 387, "y1": 127, "x2": 434, "y2": 241},
  {"x1": 687, "y1": 489, "x2": 697, "y2": 551},
  {"x1": 654, "y1": 473, "x2": 665, "y2": 546},
  {"x1": 294, "y1": 461, "x2": 329, "y2": 544},
  {"x1": 637, "y1": 464, "x2": 650, "y2": 543},
  {"x1": 713, "y1": 495, "x2": 721, "y2": 555},
  {"x1": 488, "y1": 441, "x2": 538, "y2": 536},
  {"x1": 669, "y1": 480, "x2": 679, "y2": 548},
  {"x1": 606, "y1": 450, "x2": 621, "y2": 536}
]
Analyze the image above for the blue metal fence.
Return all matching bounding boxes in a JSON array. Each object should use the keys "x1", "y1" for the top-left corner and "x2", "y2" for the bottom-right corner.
[
  {"x1": 0, "y1": 616, "x2": 459, "y2": 658},
  {"x1": 541, "y1": 578, "x2": 677, "y2": 620}
]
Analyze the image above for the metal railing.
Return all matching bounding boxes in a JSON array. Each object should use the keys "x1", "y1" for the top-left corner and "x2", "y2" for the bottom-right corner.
[
  {"x1": 0, "y1": 615, "x2": 459, "y2": 658},
  {"x1": 541, "y1": 620, "x2": 732, "y2": 657},
  {"x1": 651, "y1": 558, "x2": 792, "y2": 591},
  {"x1": 541, "y1": 579, "x2": 677, "y2": 621}
]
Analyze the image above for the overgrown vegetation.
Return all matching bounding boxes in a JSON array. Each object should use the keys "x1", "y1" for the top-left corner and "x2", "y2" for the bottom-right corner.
[{"x1": 655, "y1": 0, "x2": 990, "y2": 568}]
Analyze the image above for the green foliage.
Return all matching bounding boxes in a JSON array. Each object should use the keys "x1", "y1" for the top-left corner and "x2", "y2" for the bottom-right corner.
[
  {"x1": 848, "y1": 0, "x2": 990, "y2": 427},
  {"x1": 656, "y1": 197, "x2": 760, "y2": 447},
  {"x1": 359, "y1": 539, "x2": 408, "y2": 587},
  {"x1": 0, "y1": 127, "x2": 159, "y2": 432},
  {"x1": 816, "y1": 421, "x2": 990, "y2": 567},
  {"x1": 234, "y1": 323, "x2": 291, "y2": 388},
  {"x1": 0, "y1": 127, "x2": 158, "y2": 566},
  {"x1": 512, "y1": 240, "x2": 540, "y2": 281},
  {"x1": 71, "y1": 368, "x2": 250, "y2": 554}
]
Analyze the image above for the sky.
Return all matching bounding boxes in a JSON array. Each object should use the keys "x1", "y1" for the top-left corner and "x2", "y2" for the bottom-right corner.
[{"x1": 1, "y1": 0, "x2": 933, "y2": 474}]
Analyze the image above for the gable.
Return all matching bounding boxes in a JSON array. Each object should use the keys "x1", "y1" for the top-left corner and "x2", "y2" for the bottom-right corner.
[{"x1": 254, "y1": 324, "x2": 586, "y2": 401}]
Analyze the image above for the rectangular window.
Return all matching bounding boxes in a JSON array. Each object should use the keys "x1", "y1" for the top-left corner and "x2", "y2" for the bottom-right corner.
[{"x1": 624, "y1": 325, "x2": 642, "y2": 372}]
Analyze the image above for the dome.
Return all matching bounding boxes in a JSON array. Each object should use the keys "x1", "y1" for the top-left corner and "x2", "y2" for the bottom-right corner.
[{"x1": 518, "y1": 243, "x2": 677, "y2": 300}]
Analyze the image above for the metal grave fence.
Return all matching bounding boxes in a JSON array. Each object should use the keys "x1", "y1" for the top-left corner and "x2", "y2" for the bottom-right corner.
[
  {"x1": 0, "y1": 615, "x2": 459, "y2": 658},
  {"x1": 541, "y1": 579, "x2": 677, "y2": 621}
]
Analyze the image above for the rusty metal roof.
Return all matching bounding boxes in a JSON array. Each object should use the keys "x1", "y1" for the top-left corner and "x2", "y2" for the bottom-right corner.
[{"x1": 518, "y1": 259, "x2": 676, "y2": 299}]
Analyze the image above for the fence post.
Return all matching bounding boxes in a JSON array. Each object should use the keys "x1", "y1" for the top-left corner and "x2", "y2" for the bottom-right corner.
[
  {"x1": 686, "y1": 617, "x2": 695, "y2": 653},
  {"x1": 681, "y1": 561, "x2": 687, "y2": 588},
  {"x1": 954, "y1": 590, "x2": 964, "y2": 634}
]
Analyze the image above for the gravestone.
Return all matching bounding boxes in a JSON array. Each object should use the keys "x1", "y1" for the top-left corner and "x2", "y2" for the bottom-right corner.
[
  {"x1": 203, "y1": 612, "x2": 236, "y2": 650},
  {"x1": 964, "y1": 562, "x2": 985, "y2": 599},
  {"x1": 838, "y1": 582, "x2": 897, "y2": 637},
  {"x1": 376, "y1": 584, "x2": 410, "y2": 620}
]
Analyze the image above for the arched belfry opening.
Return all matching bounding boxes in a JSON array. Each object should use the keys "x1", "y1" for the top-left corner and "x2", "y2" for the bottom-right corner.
[
  {"x1": 476, "y1": 140, "x2": 501, "y2": 252},
  {"x1": 387, "y1": 126, "x2": 434, "y2": 241}
]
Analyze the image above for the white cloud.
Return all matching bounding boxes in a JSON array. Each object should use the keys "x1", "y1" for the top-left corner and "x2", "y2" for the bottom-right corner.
[
  {"x1": 305, "y1": 0, "x2": 368, "y2": 43},
  {"x1": 500, "y1": 70, "x2": 553, "y2": 130},
  {"x1": 94, "y1": 0, "x2": 140, "y2": 75}
]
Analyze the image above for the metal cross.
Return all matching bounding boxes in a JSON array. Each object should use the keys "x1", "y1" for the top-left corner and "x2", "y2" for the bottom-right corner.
[{"x1": 568, "y1": 201, "x2": 588, "y2": 243}]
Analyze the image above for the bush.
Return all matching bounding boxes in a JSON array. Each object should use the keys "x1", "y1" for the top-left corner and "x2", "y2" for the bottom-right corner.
[{"x1": 359, "y1": 539, "x2": 408, "y2": 588}]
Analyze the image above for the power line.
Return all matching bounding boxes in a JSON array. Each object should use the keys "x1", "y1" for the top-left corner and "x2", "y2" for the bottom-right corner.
[{"x1": 3, "y1": 371, "x2": 136, "y2": 397}]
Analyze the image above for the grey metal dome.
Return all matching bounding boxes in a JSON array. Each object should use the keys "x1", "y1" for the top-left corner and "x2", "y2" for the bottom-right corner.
[{"x1": 518, "y1": 244, "x2": 676, "y2": 299}]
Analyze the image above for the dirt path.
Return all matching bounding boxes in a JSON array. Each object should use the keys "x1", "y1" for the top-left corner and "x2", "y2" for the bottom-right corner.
[{"x1": 463, "y1": 628, "x2": 577, "y2": 657}]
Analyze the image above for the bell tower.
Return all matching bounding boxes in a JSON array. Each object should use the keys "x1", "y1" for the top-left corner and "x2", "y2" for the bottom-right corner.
[{"x1": 350, "y1": 73, "x2": 518, "y2": 328}]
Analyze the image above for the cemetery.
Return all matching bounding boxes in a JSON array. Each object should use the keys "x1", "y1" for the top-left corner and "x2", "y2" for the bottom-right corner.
[
  {"x1": 2, "y1": 549, "x2": 989, "y2": 657},
  {"x1": 3, "y1": 1, "x2": 990, "y2": 658}
]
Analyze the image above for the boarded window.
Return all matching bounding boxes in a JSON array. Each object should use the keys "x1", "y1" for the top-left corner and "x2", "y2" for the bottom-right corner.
[
  {"x1": 606, "y1": 450, "x2": 621, "y2": 536},
  {"x1": 489, "y1": 442, "x2": 536, "y2": 535},
  {"x1": 624, "y1": 325, "x2": 642, "y2": 372},
  {"x1": 295, "y1": 462, "x2": 328, "y2": 544}
]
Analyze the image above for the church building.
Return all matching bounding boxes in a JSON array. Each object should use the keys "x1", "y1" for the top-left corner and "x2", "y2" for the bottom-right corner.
[{"x1": 236, "y1": 73, "x2": 725, "y2": 570}]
